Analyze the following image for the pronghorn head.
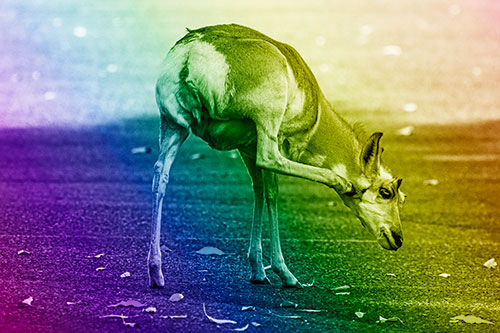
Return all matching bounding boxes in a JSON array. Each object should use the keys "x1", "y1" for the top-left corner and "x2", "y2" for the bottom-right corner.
[{"x1": 341, "y1": 132, "x2": 405, "y2": 251}]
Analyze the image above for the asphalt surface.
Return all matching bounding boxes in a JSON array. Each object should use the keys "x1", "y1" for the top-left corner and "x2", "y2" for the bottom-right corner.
[
  {"x1": 1, "y1": 0, "x2": 500, "y2": 332},
  {"x1": 0, "y1": 119, "x2": 499, "y2": 332}
]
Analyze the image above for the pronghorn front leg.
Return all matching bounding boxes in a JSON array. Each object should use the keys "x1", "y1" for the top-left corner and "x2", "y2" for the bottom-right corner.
[
  {"x1": 263, "y1": 170, "x2": 301, "y2": 288},
  {"x1": 240, "y1": 152, "x2": 269, "y2": 284},
  {"x1": 149, "y1": 121, "x2": 188, "y2": 288},
  {"x1": 255, "y1": 127, "x2": 352, "y2": 194}
]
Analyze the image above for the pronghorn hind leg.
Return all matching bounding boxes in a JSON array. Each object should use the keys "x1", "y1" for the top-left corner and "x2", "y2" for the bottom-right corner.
[
  {"x1": 149, "y1": 118, "x2": 188, "y2": 288},
  {"x1": 240, "y1": 151, "x2": 270, "y2": 284},
  {"x1": 263, "y1": 170, "x2": 301, "y2": 288}
]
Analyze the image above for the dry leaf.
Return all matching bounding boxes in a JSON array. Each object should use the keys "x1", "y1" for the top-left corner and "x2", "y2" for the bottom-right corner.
[
  {"x1": 160, "y1": 245, "x2": 171, "y2": 252},
  {"x1": 120, "y1": 272, "x2": 131, "y2": 278},
  {"x1": 450, "y1": 315, "x2": 493, "y2": 324},
  {"x1": 100, "y1": 314, "x2": 129, "y2": 319},
  {"x1": 280, "y1": 300, "x2": 298, "y2": 308},
  {"x1": 296, "y1": 309, "x2": 327, "y2": 313},
  {"x1": 122, "y1": 319, "x2": 138, "y2": 328},
  {"x1": 169, "y1": 293, "x2": 184, "y2": 302},
  {"x1": 355, "y1": 312, "x2": 365, "y2": 318},
  {"x1": 17, "y1": 250, "x2": 31, "y2": 255},
  {"x1": 230, "y1": 324, "x2": 249, "y2": 331},
  {"x1": 160, "y1": 314, "x2": 188, "y2": 319},
  {"x1": 439, "y1": 273, "x2": 450, "y2": 278},
  {"x1": 66, "y1": 301, "x2": 81, "y2": 305},
  {"x1": 334, "y1": 285, "x2": 351, "y2": 291},
  {"x1": 386, "y1": 273, "x2": 396, "y2": 277},
  {"x1": 336, "y1": 292, "x2": 350, "y2": 296},
  {"x1": 22, "y1": 296, "x2": 33, "y2": 306},
  {"x1": 483, "y1": 258, "x2": 497, "y2": 269},
  {"x1": 202, "y1": 303, "x2": 237, "y2": 325},
  {"x1": 377, "y1": 316, "x2": 403, "y2": 324},
  {"x1": 108, "y1": 300, "x2": 145, "y2": 308},
  {"x1": 251, "y1": 322, "x2": 261, "y2": 327},
  {"x1": 196, "y1": 246, "x2": 224, "y2": 256},
  {"x1": 241, "y1": 306, "x2": 255, "y2": 311},
  {"x1": 95, "y1": 267, "x2": 106, "y2": 271},
  {"x1": 94, "y1": 253, "x2": 105, "y2": 258},
  {"x1": 144, "y1": 306, "x2": 157, "y2": 313},
  {"x1": 131, "y1": 147, "x2": 151, "y2": 155},
  {"x1": 302, "y1": 279, "x2": 315, "y2": 287}
]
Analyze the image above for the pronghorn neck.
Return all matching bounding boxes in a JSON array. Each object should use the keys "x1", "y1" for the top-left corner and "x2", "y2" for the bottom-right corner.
[{"x1": 301, "y1": 98, "x2": 369, "y2": 190}]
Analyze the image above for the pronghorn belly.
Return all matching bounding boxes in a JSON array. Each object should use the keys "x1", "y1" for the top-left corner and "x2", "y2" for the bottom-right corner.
[{"x1": 191, "y1": 118, "x2": 257, "y2": 151}]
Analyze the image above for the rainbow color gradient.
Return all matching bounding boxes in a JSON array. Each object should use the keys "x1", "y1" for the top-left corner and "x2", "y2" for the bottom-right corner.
[{"x1": 1, "y1": 0, "x2": 499, "y2": 331}]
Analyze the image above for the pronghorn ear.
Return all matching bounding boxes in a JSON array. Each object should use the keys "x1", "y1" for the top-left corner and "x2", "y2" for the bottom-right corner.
[{"x1": 360, "y1": 132, "x2": 383, "y2": 176}]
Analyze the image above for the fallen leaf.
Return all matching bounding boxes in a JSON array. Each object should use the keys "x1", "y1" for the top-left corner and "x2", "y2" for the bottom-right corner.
[
  {"x1": 334, "y1": 285, "x2": 351, "y2": 291},
  {"x1": 203, "y1": 303, "x2": 237, "y2": 325},
  {"x1": 450, "y1": 315, "x2": 493, "y2": 324},
  {"x1": 302, "y1": 279, "x2": 315, "y2": 287},
  {"x1": 335, "y1": 292, "x2": 350, "y2": 296},
  {"x1": 355, "y1": 311, "x2": 365, "y2": 318},
  {"x1": 94, "y1": 253, "x2": 105, "y2": 258},
  {"x1": 230, "y1": 324, "x2": 249, "y2": 331},
  {"x1": 95, "y1": 267, "x2": 106, "y2": 271},
  {"x1": 160, "y1": 314, "x2": 188, "y2": 319},
  {"x1": 189, "y1": 153, "x2": 205, "y2": 160},
  {"x1": 483, "y1": 258, "x2": 497, "y2": 269},
  {"x1": 423, "y1": 179, "x2": 439, "y2": 186},
  {"x1": 17, "y1": 250, "x2": 31, "y2": 255},
  {"x1": 66, "y1": 301, "x2": 81, "y2": 305},
  {"x1": 100, "y1": 314, "x2": 129, "y2": 319},
  {"x1": 377, "y1": 316, "x2": 404, "y2": 324},
  {"x1": 269, "y1": 312, "x2": 301, "y2": 319},
  {"x1": 241, "y1": 306, "x2": 255, "y2": 311},
  {"x1": 196, "y1": 246, "x2": 224, "y2": 256},
  {"x1": 120, "y1": 272, "x2": 131, "y2": 278},
  {"x1": 169, "y1": 293, "x2": 184, "y2": 302},
  {"x1": 251, "y1": 322, "x2": 261, "y2": 327},
  {"x1": 386, "y1": 273, "x2": 396, "y2": 277},
  {"x1": 144, "y1": 306, "x2": 157, "y2": 313},
  {"x1": 22, "y1": 296, "x2": 33, "y2": 306},
  {"x1": 439, "y1": 273, "x2": 450, "y2": 278},
  {"x1": 108, "y1": 300, "x2": 145, "y2": 308},
  {"x1": 131, "y1": 147, "x2": 151, "y2": 155},
  {"x1": 280, "y1": 300, "x2": 298, "y2": 308},
  {"x1": 396, "y1": 126, "x2": 414, "y2": 136},
  {"x1": 160, "y1": 245, "x2": 171, "y2": 252},
  {"x1": 296, "y1": 309, "x2": 327, "y2": 313},
  {"x1": 122, "y1": 319, "x2": 138, "y2": 328}
]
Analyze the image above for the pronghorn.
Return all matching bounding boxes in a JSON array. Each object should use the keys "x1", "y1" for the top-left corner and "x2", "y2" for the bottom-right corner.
[{"x1": 149, "y1": 24, "x2": 404, "y2": 288}]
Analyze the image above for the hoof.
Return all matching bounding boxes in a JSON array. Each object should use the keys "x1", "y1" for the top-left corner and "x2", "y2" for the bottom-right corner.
[
  {"x1": 149, "y1": 275, "x2": 165, "y2": 289},
  {"x1": 250, "y1": 276, "x2": 271, "y2": 285},
  {"x1": 148, "y1": 263, "x2": 165, "y2": 288}
]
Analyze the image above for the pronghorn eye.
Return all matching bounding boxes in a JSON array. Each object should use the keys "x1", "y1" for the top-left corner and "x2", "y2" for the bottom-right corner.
[{"x1": 379, "y1": 187, "x2": 392, "y2": 199}]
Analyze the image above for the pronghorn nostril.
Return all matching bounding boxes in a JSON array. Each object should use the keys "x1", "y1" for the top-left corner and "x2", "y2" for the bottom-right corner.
[{"x1": 392, "y1": 232, "x2": 403, "y2": 247}]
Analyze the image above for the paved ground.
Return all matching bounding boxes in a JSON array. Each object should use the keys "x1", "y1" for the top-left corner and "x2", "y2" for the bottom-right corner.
[
  {"x1": 0, "y1": 119, "x2": 499, "y2": 332},
  {"x1": 1, "y1": 0, "x2": 500, "y2": 332}
]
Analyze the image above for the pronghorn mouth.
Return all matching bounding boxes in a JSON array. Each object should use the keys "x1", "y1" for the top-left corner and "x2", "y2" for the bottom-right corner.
[{"x1": 378, "y1": 230, "x2": 399, "y2": 251}]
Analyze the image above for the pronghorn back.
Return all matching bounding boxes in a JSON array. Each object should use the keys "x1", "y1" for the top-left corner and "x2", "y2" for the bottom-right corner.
[{"x1": 155, "y1": 24, "x2": 325, "y2": 152}]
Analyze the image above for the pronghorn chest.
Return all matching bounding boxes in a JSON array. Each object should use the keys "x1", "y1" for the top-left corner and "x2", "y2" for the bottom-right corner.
[{"x1": 191, "y1": 117, "x2": 257, "y2": 151}]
